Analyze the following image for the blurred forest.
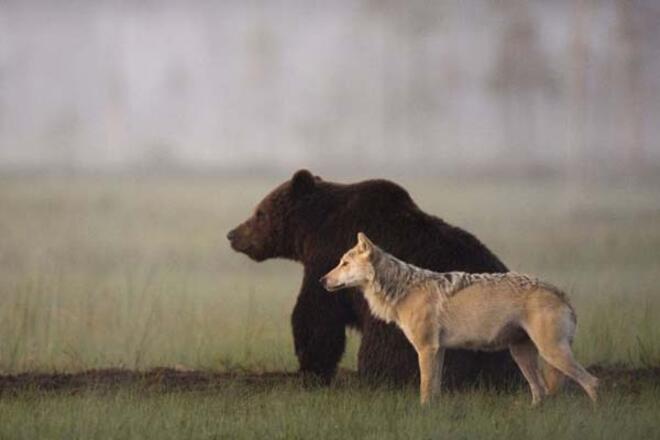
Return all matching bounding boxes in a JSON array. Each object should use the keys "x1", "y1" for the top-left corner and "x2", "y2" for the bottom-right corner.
[{"x1": 0, "y1": 0, "x2": 659, "y2": 177}]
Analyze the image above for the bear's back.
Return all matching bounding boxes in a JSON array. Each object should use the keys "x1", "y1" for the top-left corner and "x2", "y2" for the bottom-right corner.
[{"x1": 315, "y1": 178, "x2": 507, "y2": 276}]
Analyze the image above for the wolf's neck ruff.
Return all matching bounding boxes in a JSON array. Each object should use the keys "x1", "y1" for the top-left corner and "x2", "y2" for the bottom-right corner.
[{"x1": 370, "y1": 249, "x2": 428, "y2": 302}]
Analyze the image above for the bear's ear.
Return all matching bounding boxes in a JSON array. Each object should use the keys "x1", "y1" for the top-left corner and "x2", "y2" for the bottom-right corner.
[
  {"x1": 291, "y1": 169, "x2": 316, "y2": 196},
  {"x1": 357, "y1": 232, "x2": 374, "y2": 253}
]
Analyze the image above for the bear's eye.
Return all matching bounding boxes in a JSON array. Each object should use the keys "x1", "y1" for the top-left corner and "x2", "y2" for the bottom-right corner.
[
  {"x1": 256, "y1": 210, "x2": 266, "y2": 220},
  {"x1": 341, "y1": 260, "x2": 348, "y2": 267}
]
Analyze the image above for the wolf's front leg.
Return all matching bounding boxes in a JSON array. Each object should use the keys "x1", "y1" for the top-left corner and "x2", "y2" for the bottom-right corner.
[
  {"x1": 432, "y1": 348, "x2": 445, "y2": 398},
  {"x1": 418, "y1": 346, "x2": 439, "y2": 405}
]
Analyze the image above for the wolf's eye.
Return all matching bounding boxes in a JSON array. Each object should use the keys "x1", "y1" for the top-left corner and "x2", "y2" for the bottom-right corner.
[
  {"x1": 341, "y1": 260, "x2": 348, "y2": 267},
  {"x1": 255, "y1": 210, "x2": 266, "y2": 220}
]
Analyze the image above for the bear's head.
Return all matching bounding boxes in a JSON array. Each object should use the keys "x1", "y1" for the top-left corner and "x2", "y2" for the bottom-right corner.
[{"x1": 227, "y1": 169, "x2": 320, "y2": 262}]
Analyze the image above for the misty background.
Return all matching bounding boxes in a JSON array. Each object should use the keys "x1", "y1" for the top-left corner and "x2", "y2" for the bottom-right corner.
[{"x1": 1, "y1": 0, "x2": 659, "y2": 177}]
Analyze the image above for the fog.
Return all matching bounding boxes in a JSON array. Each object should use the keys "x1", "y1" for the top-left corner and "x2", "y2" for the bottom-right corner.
[{"x1": 1, "y1": 0, "x2": 659, "y2": 176}]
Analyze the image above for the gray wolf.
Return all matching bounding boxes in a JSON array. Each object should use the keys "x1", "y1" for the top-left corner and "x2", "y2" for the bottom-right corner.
[{"x1": 320, "y1": 233, "x2": 599, "y2": 405}]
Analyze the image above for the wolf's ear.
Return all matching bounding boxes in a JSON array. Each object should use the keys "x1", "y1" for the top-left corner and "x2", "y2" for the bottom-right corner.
[
  {"x1": 357, "y1": 232, "x2": 374, "y2": 253},
  {"x1": 291, "y1": 169, "x2": 316, "y2": 196}
]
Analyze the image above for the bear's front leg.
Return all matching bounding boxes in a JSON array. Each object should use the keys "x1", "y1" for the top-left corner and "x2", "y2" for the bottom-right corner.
[
  {"x1": 291, "y1": 275, "x2": 349, "y2": 385},
  {"x1": 357, "y1": 317, "x2": 420, "y2": 386}
]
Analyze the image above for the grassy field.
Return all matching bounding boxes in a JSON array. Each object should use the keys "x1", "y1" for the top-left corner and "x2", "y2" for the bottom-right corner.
[{"x1": 0, "y1": 175, "x2": 659, "y2": 438}]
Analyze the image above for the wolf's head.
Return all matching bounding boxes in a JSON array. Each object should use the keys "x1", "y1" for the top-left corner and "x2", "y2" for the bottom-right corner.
[{"x1": 320, "y1": 232, "x2": 377, "y2": 292}]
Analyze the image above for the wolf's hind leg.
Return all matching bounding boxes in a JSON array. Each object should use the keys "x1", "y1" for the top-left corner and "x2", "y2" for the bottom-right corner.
[
  {"x1": 525, "y1": 305, "x2": 598, "y2": 402},
  {"x1": 542, "y1": 362, "x2": 565, "y2": 395},
  {"x1": 509, "y1": 341, "x2": 546, "y2": 406},
  {"x1": 537, "y1": 342, "x2": 599, "y2": 403}
]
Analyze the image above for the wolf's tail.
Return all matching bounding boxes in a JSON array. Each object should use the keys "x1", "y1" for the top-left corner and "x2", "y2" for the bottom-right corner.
[{"x1": 539, "y1": 299, "x2": 575, "y2": 395}]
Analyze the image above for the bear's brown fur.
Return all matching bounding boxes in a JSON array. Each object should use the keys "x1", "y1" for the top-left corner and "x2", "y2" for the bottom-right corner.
[{"x1": 227, "y1": 170, "x2": 519, "y2": 387}]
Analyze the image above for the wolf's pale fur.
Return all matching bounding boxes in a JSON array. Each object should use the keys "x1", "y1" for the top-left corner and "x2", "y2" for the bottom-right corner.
[{"x1": 321, "y1": 233, "x2": 599, "y2": 406}]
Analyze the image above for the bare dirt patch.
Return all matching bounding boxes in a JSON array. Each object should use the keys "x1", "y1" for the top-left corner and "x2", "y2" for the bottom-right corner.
[
  {"x1": 587, "y1": 365, "x2": 660, "y2": 394},
  {"x1": 0, "y1": 368, "x2": 303, "y2": 395},
  {"x1": 0, "y1": 365, "x2": 657, "y2": 396}
]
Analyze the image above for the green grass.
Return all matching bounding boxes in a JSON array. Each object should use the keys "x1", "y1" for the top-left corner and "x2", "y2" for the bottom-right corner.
[
  {"x1": 0, "y1": 175, "x2": 659, "y2": 438},
  {"x1": 1, "y1": 382, "x2": 659, "y2": 439}
]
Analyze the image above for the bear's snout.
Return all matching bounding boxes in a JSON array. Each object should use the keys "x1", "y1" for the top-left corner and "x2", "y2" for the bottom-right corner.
[
  {"x1": 226, "y1": 226, "x2": 247, "y2": 252},
  {"x1": 226, "y1": 223, "x2": 272, "y2": 262}
]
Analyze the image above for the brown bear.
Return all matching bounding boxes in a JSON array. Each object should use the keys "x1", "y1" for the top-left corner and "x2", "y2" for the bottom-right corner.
[{"x1": 227, "y1": 169, "x2": 519, "y2": 387}]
